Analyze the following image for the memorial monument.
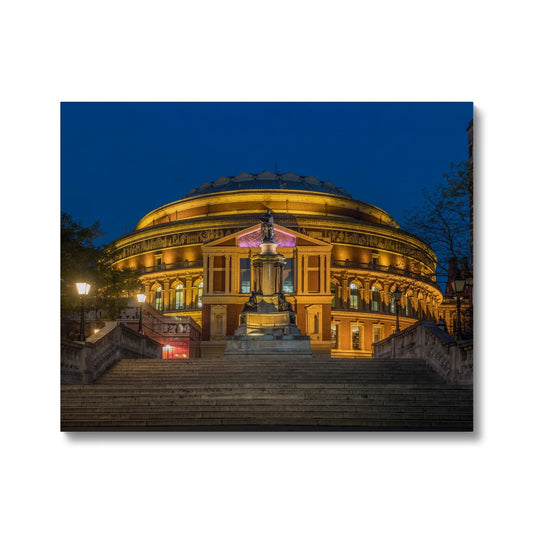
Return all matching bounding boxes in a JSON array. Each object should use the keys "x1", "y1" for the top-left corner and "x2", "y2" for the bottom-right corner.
[{"x1": 224, "y1": 210, "x2": 312, "y2": 358}]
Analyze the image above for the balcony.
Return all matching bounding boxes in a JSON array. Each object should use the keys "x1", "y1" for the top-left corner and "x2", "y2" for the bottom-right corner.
[
  {"x1": 140, "y1": 260, "x2": 203, "y2": 274},
  {"x1": 330, "y1": 260, "x2": 437, "y2": 286},
  {"x1": 331, "y1": 300, "x2": 433, "y2": 321}
]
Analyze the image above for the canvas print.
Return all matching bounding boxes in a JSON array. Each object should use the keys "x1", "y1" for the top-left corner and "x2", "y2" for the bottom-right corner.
[{"x1": 61, "y1": 102, "x2": 473, "y2": 431}]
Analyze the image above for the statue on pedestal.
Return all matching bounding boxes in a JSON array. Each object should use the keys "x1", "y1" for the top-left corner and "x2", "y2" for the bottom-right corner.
[
  {"x1": 261, "y1": 209, "x2": 275, "y2": 243},
  {"x1": 224, "y1": 209, "x2": 311, "y2": 358}
]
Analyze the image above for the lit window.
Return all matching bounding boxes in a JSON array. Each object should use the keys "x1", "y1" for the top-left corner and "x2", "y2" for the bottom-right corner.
[
  {"x1": 154, "y1": 286, "x2": 162, "y2": 311},
  {"x1": 331, "y1": 324, "x2": 338, "y2": 349},
  {"x1": 175, "y1": 283, "x2": 184, "y2": 310},
  {"x1": 352, "y1": 325, "x2": 360, "y2": 350},
  {"x1": 197, "y1": 281, "x2": 203, "y2": 308},
  {"x1": 373, "y1": 326, "x2": 382, "y2": 343},
  {"x1": 390, "y1": 291, "x2": 395, "y2": 313},
  {"x1": 371, "y1": 286, "x2": 380, "y2": 312},
  {"x1": 405, "y1": 296, "x2": 410, "y2": 316},
  {"x1": 240, "y1": 258, "x2": 251, "y2": 293},
  {"x1": 349, "y1": 283, "x2": 358, "y2": 309},
  {"x1": 282, "y1": 258, "x2": 294, "y2": 293}
]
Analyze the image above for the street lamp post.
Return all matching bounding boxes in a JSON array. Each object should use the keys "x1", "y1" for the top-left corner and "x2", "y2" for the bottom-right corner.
[
  {"x1": 393, "y1": 288, "x2": 402, "y2": 333},
  {"x1": 453, "y1": 273, "x2": 466, "y2": 340},
  {"x1": 137, "y1": 293, "x2": 146, "y2": 334},
  {"x1": 76, "y1": 282, "x2": 91, "y2": 342}
]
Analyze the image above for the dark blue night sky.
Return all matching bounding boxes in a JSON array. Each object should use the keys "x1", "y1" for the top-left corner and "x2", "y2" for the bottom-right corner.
[{"x1": 61, "y1": 102, "x2": 472, "y2": 245}]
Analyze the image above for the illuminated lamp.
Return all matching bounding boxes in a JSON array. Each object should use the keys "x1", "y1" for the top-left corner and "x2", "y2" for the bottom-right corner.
[
  {"x1": 76, "y1": 282, "x2": 91, "y2": 342},
  {"x1": 136, "y1": 292, "x2": 146, "y2": 334},
  {"x1": 453, "y1": 273, "x2": 466, "y2": 340},
  {"x1": 393, "y1": 288, "x2": 402, "y2": 333}
]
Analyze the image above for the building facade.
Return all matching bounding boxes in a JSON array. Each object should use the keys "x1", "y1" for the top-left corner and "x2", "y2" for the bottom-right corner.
[{"x1": 110, "y1": 172, "x2": 443, "y2": 358}]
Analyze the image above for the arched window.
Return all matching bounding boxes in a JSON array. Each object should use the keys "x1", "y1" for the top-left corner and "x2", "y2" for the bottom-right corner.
[
  {"x1": 349, "y1": 283, "x2": 358, "y2": 309},
  {"x1": 331, "y1": 282, "x2": 337, "y2": 307},
  {"x1": 371, "y1": 286, "x2": 380, "y2": 312},
  {"x1": 197, "y1": 281, "x2": 203, "y2": 308},
  {"x1": 154, "y1": 286, "x2": 162, "y2": 311},
  {"x1": 175, "y1": 283, "x2": 184, "y2": 310}
]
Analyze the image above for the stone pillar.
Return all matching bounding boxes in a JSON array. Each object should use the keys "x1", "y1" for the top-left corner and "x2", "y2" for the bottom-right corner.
[
  {"x1": 303, "y1": 254, "x2": 308, "y2": 293},
  {"x1": 208, "y1": 256, "x2": 214, "y2": 295},
  {"x1": 225, "y1": 255, "x2": 231, "y2": 294},
  {"x1": 293, "y1": 249, "x2": 299, "y2": 293},
  {"x1": 185, "y1": 275, "x2": 192, "y2": 308},
  {"x1": 341, "y1": 274, "x2": 348, "y2": 309},
  {"x1": 249, "y1": 250, "x2": 254, "y2": 294},
  {"x1": 363, "y1": 278, "x2": 371, "y2": 310},
  {"x1": 325, "y1": 254, "x2": 331, "y2": 296},
  {"x1": 163, "y1": 280, "x2": 170, "y2": 311},
  {"x1": 383, "y1": 282, "x2": 391, "y2": 306}
]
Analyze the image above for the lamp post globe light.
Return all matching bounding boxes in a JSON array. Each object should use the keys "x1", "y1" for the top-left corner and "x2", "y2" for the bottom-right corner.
[
  {"x1": 453, "y1": 273, "x2": 466, "y2": 340},
  {"x1": 136, "y1": 293, "x2": 146, "y2": 334},
  {"x1": 76, "y1": 282, "x2": 91, "y2": 342},
  {"x1": 393, "y1": 288, "x2": 402, "y2": 333}
]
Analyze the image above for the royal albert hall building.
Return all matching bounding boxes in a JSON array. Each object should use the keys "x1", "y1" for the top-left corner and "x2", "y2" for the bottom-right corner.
[{"x1": 110, "y1": 172, "x2": 443, "y2": 358}]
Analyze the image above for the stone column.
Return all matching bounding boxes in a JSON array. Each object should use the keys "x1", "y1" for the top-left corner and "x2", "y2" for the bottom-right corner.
[
  {"x1": 163, "y1": 280, "x2": 170, "y2": 311},
  {"x1": 208, "y1": 256, "x2": 214, "y2": 295},
  {"x1": 341, "y1": 274, "x2": 348, "y2": 309},
  {"x1": 302, "y1": 254, "x2": 308, "y2": 294},
  {"x1": 225, "y1": 255, "x2": 231, "y2": 294},
  {"x1": 248, "y1": 250, "x2": 254, "y2": 294},
  {"x1": 322, "y1": 254, "x2": 328, "y2": 293},
  {"x1": 185, "y1": 275, "x2": 192, "y2": 308}
]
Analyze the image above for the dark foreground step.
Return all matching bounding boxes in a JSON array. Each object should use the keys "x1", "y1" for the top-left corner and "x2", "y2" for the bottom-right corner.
[
  {"x1": 62, "y1": 383, "x2": 473, "y2": 431},
  {"x1": 62, "y1": 358, "x2": 472, "y2": 431}
]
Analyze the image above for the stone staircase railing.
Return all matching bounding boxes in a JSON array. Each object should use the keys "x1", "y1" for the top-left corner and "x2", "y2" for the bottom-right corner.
[
  {"x1": 372, "y1": 320, "x2": 473, "y2": 384},
  {"x1": 61, "y1": 321, "x2": 162, "y2": 385}
]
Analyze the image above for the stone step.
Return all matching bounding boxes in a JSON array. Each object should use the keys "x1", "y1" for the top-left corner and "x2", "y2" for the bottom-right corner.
[
  {"x1": 61, "y1": 396, "x2": 473, "y2": 407},
  {"x1": 62, "y1": 358, "x2": 471, "y2": 431},
  {"x1": 97, "y1": 358, "x2": 445, "y2": 385},
  {"x1": 62, "y1": 418, "x2": 473, "y2": 431},
  {"x1": 63, "y1": 382, "x2": 471, "y2": 394}
]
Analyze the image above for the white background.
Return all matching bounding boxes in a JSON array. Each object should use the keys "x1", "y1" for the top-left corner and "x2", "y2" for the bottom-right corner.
[{"x1": 1, "y1": 1, "x2": 530, "y2": 532}]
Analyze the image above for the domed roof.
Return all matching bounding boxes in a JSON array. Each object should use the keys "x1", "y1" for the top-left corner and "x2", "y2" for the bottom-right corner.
[{"x1": 183, "y1": 171, "x2": 352, "y2": 199}]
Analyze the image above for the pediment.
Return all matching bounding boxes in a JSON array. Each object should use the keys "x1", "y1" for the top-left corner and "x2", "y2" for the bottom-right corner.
[{"x1": 202, "y1": 223, "x2": 331, "y2": 250}]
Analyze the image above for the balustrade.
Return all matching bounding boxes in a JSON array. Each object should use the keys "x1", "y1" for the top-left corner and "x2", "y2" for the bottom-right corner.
[
  {"x1": 140, "y1": 260, "x2": 203, "y2": 274},
  {"x1": 330, "y1": 260, "x2": 438, "y2": 287},
  {"x1": 61, "y1": 322, "x2": 162, "y2": 384},
  {"x1": 372, "y1": 320, "x2": 473, "y2": 384}
]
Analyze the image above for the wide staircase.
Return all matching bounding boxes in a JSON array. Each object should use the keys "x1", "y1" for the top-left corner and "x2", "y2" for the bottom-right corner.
[{"x1": 61, "y1": 358, "x2": 473, "y2": 431}]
